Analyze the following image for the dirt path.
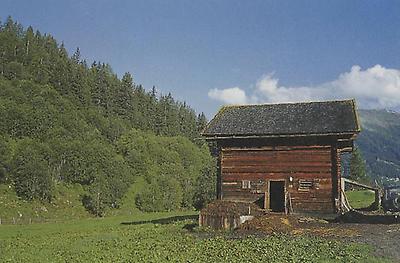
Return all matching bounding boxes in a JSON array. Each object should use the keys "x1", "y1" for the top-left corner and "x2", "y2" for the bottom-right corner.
[
  {"x1": 343, "y1": 223, "x2": 400, "y2": 261},
  {"x1": 237, "y1": 215, "x2": 400, "y2": 262}
]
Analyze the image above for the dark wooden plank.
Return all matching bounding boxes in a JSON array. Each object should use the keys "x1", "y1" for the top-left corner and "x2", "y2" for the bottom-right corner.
[
  {"x1": 222, "y1": 145, "x2": 332, "y2": 152},
  {"x1": 222, "y1": 150, "x2": 331, "y2": 158},
  {"x1": 222, "y1": 166, "x2": 332, "y2": 173},
  {"x1": 222, "y1": 162, "x2": 332, "y2": 169},
  {"x1": 222, "y1": 172, "x2": 332, "y2": 180},
  {"x1": 222, "y1": 157, "x2": 332, "y2": 165}
]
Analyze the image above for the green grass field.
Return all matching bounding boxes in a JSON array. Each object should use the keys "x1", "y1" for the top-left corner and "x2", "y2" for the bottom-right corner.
[
  {"x1": 0, "y1": 211, "x2": 388, "y2": 263},
  {"x1": 346, "y1": 190, "x2": 376, "y2": 209},
  {"x1": 0, "y1": 186, "x2": 387, "y2": 262},
  {"x1": 0, "y1": 183, "x2": 90, "y2": 223}
]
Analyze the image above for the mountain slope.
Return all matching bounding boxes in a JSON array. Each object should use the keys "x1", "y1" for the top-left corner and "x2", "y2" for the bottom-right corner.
[
  {"x1": 356, "y1": 109, "x2": 400, "y2": 181},
  {"x1": 0, "y1": 17, "x2": 214, "y2": 217}
]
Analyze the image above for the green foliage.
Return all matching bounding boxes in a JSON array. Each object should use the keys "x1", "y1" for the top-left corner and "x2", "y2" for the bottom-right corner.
[
  {"x1": 73, "y1": 144, "x2": 132, "y2": 216},
  {"x1": 107, "y1": 176, "x2": 145, "y2": 216},
  {"x1": 193, "y1": 162, "x2": 217, "y2": 209},
  {"x1": 0, "y1": 17, "x2": 211, "y2": 215},
  {"x1": 136, "y1": 177, "x2": 183, "y2": 212},
  {"x1": 350, "y1": 148, "x2": 370, "y2": 184},
  {"x1": 0, "y1": 135, "x2": 11, "y2": 183},
  {"x1": 0, "y1": 212, "x2": 387, "y2": 262},
  {"x1": 11, "y1": 138, "x2": 53, "y2": 201},
  {"x1": 118, "y1": 129, "x2": 215, "y2": 212}
]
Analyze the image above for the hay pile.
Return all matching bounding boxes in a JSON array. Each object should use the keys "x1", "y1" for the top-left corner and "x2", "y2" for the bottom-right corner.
[
  {"x1": 239, "y1": 214, "x2": 299, "y2": 234},
  {"x1": 238, "y1": 214, "x2": 360, "y2": 237}
]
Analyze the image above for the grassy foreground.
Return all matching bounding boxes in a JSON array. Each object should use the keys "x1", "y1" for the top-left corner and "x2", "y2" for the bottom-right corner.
[{"x1": 0, "y1": 211, "x2": 388, "y2": 263}]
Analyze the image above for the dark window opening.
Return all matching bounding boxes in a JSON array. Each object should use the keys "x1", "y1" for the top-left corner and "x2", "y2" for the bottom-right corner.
[{"x1": 269, "y1": 181, "x2": 285, "y2": 212}]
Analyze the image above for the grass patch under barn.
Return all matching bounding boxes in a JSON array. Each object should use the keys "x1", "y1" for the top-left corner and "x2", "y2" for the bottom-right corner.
[{"x1": 0, "y1": 211, "x2": 388, "y2": 262}]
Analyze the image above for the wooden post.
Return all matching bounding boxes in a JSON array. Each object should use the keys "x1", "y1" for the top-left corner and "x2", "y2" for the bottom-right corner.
[
  {"x1": 340, "y1": 178, "x2": 346, "y2": 212},
  {"x1": 374, "y1": 190, "x2": 381, "y2": 210},
  {"x1": 264, "y1": 180, "x2": 270, "y2": 210}
]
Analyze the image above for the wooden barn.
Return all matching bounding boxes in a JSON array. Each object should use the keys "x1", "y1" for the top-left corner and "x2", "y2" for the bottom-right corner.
[{"x1": 202, "y1": 99, "x2": 360, "y2": 215}]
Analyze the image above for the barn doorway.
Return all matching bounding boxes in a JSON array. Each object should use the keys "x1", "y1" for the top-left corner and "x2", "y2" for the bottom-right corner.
[{"x1": 269, "y1": 181, "x2": 286, "y2": 212}]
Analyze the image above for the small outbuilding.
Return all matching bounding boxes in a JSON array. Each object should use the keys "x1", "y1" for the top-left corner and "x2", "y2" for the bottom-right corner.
[{"x1": 202, "y1": 99, "x2": 360, "y2": 215}]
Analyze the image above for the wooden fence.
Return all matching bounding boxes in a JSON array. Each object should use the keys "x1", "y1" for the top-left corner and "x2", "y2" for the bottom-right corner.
[{"x1": 0, "y1": 217, "x2": 67, "y2": 225}]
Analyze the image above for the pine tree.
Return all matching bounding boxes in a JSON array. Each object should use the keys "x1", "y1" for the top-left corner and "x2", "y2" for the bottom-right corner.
[
  {"x1": 196, "y1": 112, "x2": 208, "y2": 133},
  {"x1": 71, "y1": 47, "x2": 81, "y2": 64},
  {"x1": 350, "y1": 147, "x2": 370, "y2": 184},
  {"x1": 113, "y1": 72, "x2": 134, "y2": 118}
]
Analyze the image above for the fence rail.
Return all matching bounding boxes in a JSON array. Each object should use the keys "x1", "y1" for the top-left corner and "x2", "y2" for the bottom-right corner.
[{"x1": 0, "y1": 217, "x2": 73, "y2": 225}]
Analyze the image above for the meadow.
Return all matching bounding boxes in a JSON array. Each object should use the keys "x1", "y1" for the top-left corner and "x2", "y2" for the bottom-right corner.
[{"x1": 0, "y1": 210, "x2": 388, "y2": 263}]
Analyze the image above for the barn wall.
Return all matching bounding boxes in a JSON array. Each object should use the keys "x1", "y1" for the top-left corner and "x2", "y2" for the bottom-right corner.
[{"x1": 220, "y1": 145, "x2": 336, "y2": 213}]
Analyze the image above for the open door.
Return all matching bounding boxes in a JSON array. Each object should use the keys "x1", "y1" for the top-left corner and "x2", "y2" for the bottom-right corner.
[{"x1": 269, "y1": 181, "x2": 286, "y2": 212}]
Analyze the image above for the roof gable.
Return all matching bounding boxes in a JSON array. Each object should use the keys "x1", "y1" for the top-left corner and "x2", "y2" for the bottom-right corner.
[{"x1": 202, "y1": 99, "x2": 360, "y2": 138}]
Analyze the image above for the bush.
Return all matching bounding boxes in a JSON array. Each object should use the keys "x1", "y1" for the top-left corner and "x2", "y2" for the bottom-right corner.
[
  {"x1": 135, "y1": 176, "x2": 183, "y2": 212},
  {"x1": 0, "y1": 136, "x2": 10, "y2": 183},
  {"x1": 11, "y1": 139, "x2": 53, "y2": 201},
  {"x1": 193, "y1": 163, "x2": 217, "y2": 209}
]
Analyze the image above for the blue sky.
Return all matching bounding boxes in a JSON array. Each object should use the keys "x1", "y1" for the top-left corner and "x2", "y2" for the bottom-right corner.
[{"x1": 2, "y1": 0, "x2": 400, "y2": 117}]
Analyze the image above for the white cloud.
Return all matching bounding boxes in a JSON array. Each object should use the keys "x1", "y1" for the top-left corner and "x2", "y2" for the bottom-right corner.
[
  {"x1": 208, "y1": 65, "x2": 400, "y2": 109},
  {"x1": 208, "y1": 87, "x2": 247, "y2": 104}
]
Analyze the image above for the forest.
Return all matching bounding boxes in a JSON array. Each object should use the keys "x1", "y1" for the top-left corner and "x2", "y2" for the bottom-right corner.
[{"x1": 0, "y1": 17, "x2": 215, "y2": 216}]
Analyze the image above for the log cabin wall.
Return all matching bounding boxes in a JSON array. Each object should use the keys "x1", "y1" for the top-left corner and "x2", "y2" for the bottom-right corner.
[{"x1": 219, "y1": 144, "x2": 338, "y2": 213}]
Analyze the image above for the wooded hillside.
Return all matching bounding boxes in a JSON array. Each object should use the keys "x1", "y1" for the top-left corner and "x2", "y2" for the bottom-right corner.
[
  {"x1": 0, "y1": 17, "x2": 214, "y2": 217},
  {"x1": 357, "y1": 109, "x2": 400, "y2": 182}
]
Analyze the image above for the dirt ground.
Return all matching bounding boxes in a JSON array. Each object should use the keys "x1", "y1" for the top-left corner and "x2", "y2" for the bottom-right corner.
[
  {"x1": 344, "y1": 223, "x2": 400, "y2": 261},
  {"x1": 237, "y1": 214, "x2": 400, "y2": 261}
]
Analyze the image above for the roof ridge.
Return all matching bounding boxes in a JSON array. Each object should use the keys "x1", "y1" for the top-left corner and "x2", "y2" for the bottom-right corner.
[{"x1": 220, "y1": 99, "x2": 355, "y2": 109}]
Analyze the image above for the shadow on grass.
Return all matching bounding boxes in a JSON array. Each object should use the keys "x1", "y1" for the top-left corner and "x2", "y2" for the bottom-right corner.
[
  {"x1": 120, "y1": 214, "x2": 198, "y2": 226},
  {"x1": 356, "y1": 202, "x2": 378, "y2": 212}
]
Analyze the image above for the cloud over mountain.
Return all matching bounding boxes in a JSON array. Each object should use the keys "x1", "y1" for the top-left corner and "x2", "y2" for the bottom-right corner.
[{"x1": 208, "y1": 65, "x2": 400, "y2": 109}]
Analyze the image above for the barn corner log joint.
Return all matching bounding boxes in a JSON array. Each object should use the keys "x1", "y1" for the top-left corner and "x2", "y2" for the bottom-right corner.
[{"x1": 202, "y1": 99, "x2": 361, "y2": 215}]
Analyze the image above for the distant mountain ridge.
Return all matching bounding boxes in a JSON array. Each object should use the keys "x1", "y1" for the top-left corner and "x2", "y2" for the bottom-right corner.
[{"x1": 356, "y1": 109, "x2": 400, "y2": 181}]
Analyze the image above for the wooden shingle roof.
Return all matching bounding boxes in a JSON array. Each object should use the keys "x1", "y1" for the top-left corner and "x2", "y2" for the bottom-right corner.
[{"x1": 202, "y1": 99, "x2": 360, "y2": 138}]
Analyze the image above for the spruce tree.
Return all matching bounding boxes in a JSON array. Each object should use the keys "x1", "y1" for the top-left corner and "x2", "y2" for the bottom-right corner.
[
  {"x1": 350, "y1": 147, "x2": 370, "y2": 184},
  {"x1": 196, "y1": 112, "x2": 208, "y2": 133}
]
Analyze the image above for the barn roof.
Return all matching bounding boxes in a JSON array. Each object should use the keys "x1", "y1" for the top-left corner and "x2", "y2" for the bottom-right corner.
[{"x1": 202, "y1": 99, "x2": 360, "y2": 139}]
